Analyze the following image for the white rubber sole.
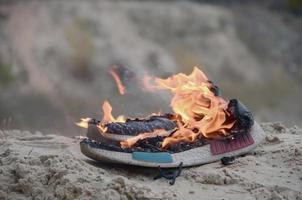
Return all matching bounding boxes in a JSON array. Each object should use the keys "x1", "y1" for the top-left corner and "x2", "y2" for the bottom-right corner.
[{"x1": 80, "y1": 121, "x2": 265, "y2": 168}]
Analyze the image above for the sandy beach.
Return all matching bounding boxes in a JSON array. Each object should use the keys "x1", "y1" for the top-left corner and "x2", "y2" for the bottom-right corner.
[{"x1": 0, "y1": 122, "x2": 301, "y2": 200}]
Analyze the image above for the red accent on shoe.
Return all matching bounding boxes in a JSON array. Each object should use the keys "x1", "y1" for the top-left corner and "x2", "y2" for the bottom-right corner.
[{"x1": 210, "y1": 133, "x2": 254, "y2": 155}]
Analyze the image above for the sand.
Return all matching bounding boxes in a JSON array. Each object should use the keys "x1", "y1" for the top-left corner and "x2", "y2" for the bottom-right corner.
[{"x1": 0, "y1": 122, "x2": 301, "y2": 200}]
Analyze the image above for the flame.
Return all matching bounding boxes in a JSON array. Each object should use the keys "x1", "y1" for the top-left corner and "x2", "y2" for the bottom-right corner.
[
  {"x1": 98, "y1": 100, "x2": 125, "y2": 133},
  {"x1": 76, "y1": 101, "x2": 125, "y2": 131},
  {"x1": 109, "y1": 68, "x2": 126, "y2": 95},
  {"x1": 153, "y1": 67, "x2": 235, "y2": 147},
  {"x1": 101, "y1": 100, "x2": 125, "y2": 124},
  {"x1": 120, "y1": 129, "x2": 171, "y2": 148},
  {"x1": 75, "y1": 118, "x2": 91, "y2": 129},
  {"x1": 77, "y1": 66, "x2": 236, "y2": 150}
]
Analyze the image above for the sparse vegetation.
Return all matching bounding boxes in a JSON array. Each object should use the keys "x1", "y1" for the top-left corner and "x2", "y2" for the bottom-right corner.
[
  {"x1": 0, "y1": 63, "x2": 14, "y2": 87},
  {"x1": 221, "y1": 72, "x2": 300, "y2": 110},
  {"x1": 288, "y1": 0, "x2": 302, "y2": 12}
]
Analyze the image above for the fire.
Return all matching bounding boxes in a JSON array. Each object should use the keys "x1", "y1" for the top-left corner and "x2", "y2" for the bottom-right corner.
[
  {"x1": 75, "y1": 118, "x2": 91, "y2": 129},
  {"x1": 153, "y1": 67, "x2": 235, "y2": 147},
  {"x1": 77, "y1": 67, "x2": 236, "y2": 149},
  {"x1": 120, "y1": 129, "x2": 171, "y2": 148},
  {"x1": 97, "y1": 100, "x2": 126, "y2": 132},
  {"x1": 109, "y1": 68, "x2": 126, "y2": 95},
  {"x1": 76, "y1": 101, "x2": 125, "y2": 132},
  {"x1": 101, "y1": 100, "x2": 125, "y2": 124}
]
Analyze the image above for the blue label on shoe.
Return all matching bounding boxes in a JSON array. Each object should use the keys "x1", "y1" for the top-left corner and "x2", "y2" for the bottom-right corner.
[{"x1": 132, "y1": 152, "x2": 173, "y2": 163}]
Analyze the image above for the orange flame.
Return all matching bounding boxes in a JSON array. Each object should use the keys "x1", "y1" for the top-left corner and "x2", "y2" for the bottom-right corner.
[
  {"x1": 76, "y1": 101, "x2": 125, "y2": 132},
  {"x1": 109, "y1": 68, "x2": 126, "y2": 95},
  {"x1": 101, "y1": 100, "x2": 125, "y2": 124},
  {"x1": 77, "y1": 67, "x2": 236, "y2": 149},
  {"x1": 153, "y1": 67, "x2": 235, "y2": 147},
  {"x1": 75, "y1": 118, "x2": 91, "y2": 129},
  {"x1": 120, "y1": 129, "x2": 171, "y2": 148}
]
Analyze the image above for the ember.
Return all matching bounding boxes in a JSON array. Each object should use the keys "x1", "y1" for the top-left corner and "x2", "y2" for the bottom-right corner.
[
  {"x1": 77, "y1": 67, "x2": 254, "y2": 153},
  {"x1": 109, "y1": 68, "x2": 126, "y2": 95},
  {"x1": 109, "y1": 64, "x2": 135, "y2": 95}
]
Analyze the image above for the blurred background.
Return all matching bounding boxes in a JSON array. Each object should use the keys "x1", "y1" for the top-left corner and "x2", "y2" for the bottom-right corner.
[{"x1": 0, "y1": 0, "x2": 301, "y2": 135}]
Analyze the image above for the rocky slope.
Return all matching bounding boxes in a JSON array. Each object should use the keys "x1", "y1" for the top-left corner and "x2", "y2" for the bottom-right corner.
[{"x1": 0, "y1": 1, "x2": 301, "y2": 133}]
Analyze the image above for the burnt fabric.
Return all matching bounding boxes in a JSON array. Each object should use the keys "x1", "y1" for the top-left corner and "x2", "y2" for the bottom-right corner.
[
  {"x1": 105, "y1": 116, "x2": 176, "y2": 135},
  {"x1": 227, "y1": 99, "x2": 254, "y2": 133}
]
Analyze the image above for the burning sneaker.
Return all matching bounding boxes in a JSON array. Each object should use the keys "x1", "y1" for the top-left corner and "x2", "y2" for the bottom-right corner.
[{"x1": 77, "y1": 67, "x2": 266, "y2": 168}]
